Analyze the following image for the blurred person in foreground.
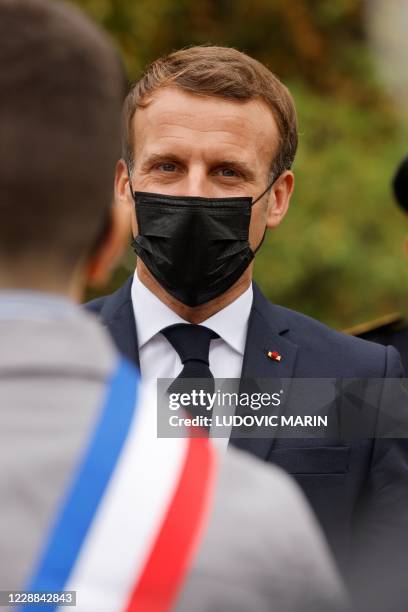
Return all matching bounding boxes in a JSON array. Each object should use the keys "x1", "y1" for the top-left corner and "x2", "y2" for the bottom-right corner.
[
  {"x1": 87, "y1": 45, "x2": 408, "y2": 581},
  {"x1": 350, "y1": 156, "x2": 408, "y2": 371},
  {"x1": 347, "y1": 157, "x2": 408, "y2": 612},
  {"x1": 0, "y1": 2, "x2": 346, "y2": 611}
]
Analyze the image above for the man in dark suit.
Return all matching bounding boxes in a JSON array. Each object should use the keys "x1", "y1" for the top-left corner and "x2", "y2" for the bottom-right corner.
[
  {"x1": 350, "y1": 156, "x2": 408, "y2": 372},
  {"x1": 87, "y1": 46, "x2": 408, "y2": 584}
]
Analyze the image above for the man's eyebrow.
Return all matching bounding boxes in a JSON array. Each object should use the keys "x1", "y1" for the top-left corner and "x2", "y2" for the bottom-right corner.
[
  {"x1": 140, "y1": 153, "x2": 256, "y2": 180},
  {"x1": 141, "y1": 152, "x2": 185, "y2": 168}
]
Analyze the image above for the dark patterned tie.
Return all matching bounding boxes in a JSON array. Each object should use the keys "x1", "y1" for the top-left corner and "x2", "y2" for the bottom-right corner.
[{"x1": 161, "y1": 323, "x2": 219, "y2": 423}]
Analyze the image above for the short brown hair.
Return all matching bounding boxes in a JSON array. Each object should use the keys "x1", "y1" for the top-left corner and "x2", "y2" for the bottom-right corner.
[
  {"x1": 0, "y1": 0, "x2": 125, "y2": 274},
  {"x1": 123, "y1": 45, "x2": 298, "y2": 179}
]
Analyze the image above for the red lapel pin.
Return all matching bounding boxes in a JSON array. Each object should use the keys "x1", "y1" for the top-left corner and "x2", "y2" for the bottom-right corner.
[{"x1": 267, "y1": 350, "x2": 282, "y2": 362}]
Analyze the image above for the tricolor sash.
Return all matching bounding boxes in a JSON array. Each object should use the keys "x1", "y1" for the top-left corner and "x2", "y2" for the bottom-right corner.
[{"x1": 21, "y1": 358, "x2": 216, "y2": 612}]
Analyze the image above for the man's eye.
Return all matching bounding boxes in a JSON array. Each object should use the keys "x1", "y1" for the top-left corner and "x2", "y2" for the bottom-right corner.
[
  {"x1": 157, "y1": 163, "x2": 176, "y2": 172},
  {"x1": 216, "y1": 168, "x2": 238, "y2": 177}
]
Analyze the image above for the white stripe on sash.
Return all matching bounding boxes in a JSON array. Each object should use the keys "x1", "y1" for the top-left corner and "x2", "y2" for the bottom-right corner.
[{"x1": 62, "y1": 382, "x2": 188, "y2": 611}]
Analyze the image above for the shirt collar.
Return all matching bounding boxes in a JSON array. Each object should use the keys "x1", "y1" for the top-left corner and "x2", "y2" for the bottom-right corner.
[
  {"x1": 200, "y1": 285, "x2": 252, "y2": 355},
  {"x1": 0, "y1": 290, "x2": 78, "y2": 320},
  {"x1": 131, "y1": 271, "x2": 253, "y2": 356}
]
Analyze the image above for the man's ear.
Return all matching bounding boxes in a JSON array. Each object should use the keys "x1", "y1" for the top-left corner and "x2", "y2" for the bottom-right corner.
[
  {"x1": 266, "y1": 170, "x2": 294, "y2": 229},
  {"x1": 115, "y1": 158, "x2": 138, "y2": 236},
  {"x1": 86, "y1": 202, "x2": 130, "y2": 288}
]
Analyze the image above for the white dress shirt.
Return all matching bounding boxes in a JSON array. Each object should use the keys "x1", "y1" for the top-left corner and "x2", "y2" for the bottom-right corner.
[{"x1": 131, "y1": 271, "x2": 253, "y2": 450}]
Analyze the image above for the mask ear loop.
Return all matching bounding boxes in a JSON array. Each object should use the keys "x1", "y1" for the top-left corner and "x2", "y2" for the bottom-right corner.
[
  {"x1": 127, "y1": 164, "x2": 137, "y2": 203},
  {"x1": 251, "y1": 171, "x2": 281, "y2": 206},
  {"x1": 126, "y1": 165, "x2": 141, "y2": 252},
  {"x1": 251, "y1": 172, "x2": 280, "y2": 253}
]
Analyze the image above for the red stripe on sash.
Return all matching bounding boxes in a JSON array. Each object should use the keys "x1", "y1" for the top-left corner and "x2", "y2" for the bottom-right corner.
[{"x1": 125, "y1": 434, "x2": 216, "y2": 612}]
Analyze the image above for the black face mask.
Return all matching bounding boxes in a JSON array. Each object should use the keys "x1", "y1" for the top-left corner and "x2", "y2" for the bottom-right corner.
[{"x1": 129, "y1": 181, "x2": 275, "y2": 307}]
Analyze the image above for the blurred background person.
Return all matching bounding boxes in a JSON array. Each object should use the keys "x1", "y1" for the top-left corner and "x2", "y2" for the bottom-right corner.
[
  {"x1": 349, "y1": 156, "x2": 408, "y2": 371},
  {"x1": 346, "y1": 156, "x2": 408, "y2": 612},
  {"x1": 0, "y1": 2, "x2": 346, "y2": 611}
]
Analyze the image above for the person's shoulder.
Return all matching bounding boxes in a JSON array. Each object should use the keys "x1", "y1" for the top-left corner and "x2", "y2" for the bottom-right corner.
[
  {"x1": 215, "y1": 445, "x2": 340, "y2": 567},
  {"x1": 177, "y1": 445, "x2": 346, "y2": 612},
  {"x1": 218, "y1": 443, "x2": 301, "y2": 507},
  {"x1": 347, "y1": 313, "x2": 408, "y2": 373},
  {"x1": 83, "y1": 275, "x2": 134, "y2": 318},
  {"x1": 275, "y1": 302, "x2": 386, "y2": 353},
  {"x1": 215, "y1": 446, "x2": 325, "y2": 538},
  {"x1": 85, "y1": 295, "x2": 106, "y2": 315},
  {"x1": 345, "y1": 312, "x2": 408, "y2": 344},
  {"x1": 255, "y1": 285, "x2": 401, "y2": 375}
]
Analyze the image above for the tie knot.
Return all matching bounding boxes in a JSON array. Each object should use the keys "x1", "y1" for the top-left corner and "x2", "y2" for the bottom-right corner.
[{"x1": 161, "y1": 323, "x2": 219, "y2": 365}]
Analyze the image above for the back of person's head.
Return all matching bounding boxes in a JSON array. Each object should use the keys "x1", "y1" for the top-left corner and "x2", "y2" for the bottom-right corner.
[
  {"x1": 122, "y1": 45, "x2": 298, "y2": 180},
  {"x1": 393, "y1": 156, "x2": 408, "y2": 213},
  {"x1": 0, "y1": 0, "x2": 125, "y2": 284}
]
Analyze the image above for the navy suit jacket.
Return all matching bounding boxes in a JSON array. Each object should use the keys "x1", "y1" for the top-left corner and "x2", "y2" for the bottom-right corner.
[{"x1": 86, "y1": 278, "x2": 408, "y2": 574}]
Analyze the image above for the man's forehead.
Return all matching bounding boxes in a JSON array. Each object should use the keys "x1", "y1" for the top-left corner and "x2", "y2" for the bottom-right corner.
[{"x1": 132, "y1": 87, "x2": 278, "y2": 159}]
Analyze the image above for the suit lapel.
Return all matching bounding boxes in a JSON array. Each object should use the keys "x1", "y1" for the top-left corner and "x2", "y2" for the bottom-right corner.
[
  {"x1": 100, "y1": 276, "x2": 140, "y2": 369},
  {"x1": 230, "y1": 283, "x2": 299, "y2": 460}
]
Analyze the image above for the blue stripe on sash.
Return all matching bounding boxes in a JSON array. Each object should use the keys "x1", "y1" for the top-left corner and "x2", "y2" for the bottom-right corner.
[{"x1": 21, "y1": 357, "x2": 139, "y2": 612}]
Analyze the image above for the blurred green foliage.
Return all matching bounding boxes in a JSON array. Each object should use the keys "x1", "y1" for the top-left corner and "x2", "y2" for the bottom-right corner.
[{"x1": 77, "y1": 0, "x2": 408, "y2": 329}]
